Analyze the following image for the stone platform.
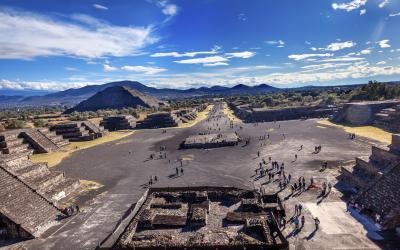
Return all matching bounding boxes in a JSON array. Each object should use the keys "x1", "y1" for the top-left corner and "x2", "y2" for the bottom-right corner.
[
  {"x1": 114, "y1": 186, "x2": 288, "y2": 250},
  {"x1": 181, "y1": 132, "x2": 240, "y2": 149}
]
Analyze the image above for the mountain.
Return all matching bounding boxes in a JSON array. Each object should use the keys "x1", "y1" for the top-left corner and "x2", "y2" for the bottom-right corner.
[
  {"x1": 65, "y1": 86, "x2": 161, "y2": 113},
  {"x1": 7, "y1": 81, "x2": 280, "y2": 107}
]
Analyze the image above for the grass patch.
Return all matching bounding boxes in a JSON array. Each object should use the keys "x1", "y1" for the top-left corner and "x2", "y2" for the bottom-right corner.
[
  {"x1": 222, "y1": 103, "x2": 242, "y2": 122},
  {"x1": 31, "y1": 130, "x2": 135, "y2": 167},
  {"x1": 317, "y1": 119, "x2": 392, "y2": 144},
  {"x1": 80, "y1": 179, "x2": 104, "y2": 191}
]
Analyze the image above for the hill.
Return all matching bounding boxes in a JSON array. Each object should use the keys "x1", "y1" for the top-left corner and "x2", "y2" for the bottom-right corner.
[
  {"x1": 9, "y1": 81, "x2": 279, "y2": 106},
  {"x1": 64, "y1": 86, "x2": 161, "y2": 113}
]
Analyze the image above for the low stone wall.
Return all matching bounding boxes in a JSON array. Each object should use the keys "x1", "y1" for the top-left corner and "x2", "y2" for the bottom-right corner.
[
  {"x1": 371, "y1": 146, "x2": 400, "y2": 165},
  {"x1": 334, "y1": 100, "x2": 400, "y2": 125},
  {"x1": 228, "y1": 103, "x2": 338, "y2": 123}
]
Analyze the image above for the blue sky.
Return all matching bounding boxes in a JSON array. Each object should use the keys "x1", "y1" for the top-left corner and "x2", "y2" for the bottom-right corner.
[{"x1": 0, "y1": 0, "x2": 400, "y2": 92}]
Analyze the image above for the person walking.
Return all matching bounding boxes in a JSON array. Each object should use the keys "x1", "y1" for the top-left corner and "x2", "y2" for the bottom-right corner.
[{"x1": 314, "y1": 217, "x2": 320, "y2": 230}]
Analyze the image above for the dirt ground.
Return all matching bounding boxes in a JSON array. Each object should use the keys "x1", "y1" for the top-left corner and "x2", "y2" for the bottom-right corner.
[{"x1": 17, "y1": 103, "x2": 390, "y2": 250}]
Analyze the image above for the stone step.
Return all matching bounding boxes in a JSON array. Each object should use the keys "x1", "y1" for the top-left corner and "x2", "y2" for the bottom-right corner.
[
  {"x1": 0, "y1": 137, "x2": 24, "y2": 148},
  {"x1": 21, "y1": 130, "x2": 59, "y2": 153},
  {"x1": 0, "y1": 167, "x2": 60, "y2": 237},
  {"x1": 45, "y1": 178, "x2": 80, "y2": 202},
  {"x1": 1, "y1": 143, "x2": 30, "y2": 154},
  {"x1": 15, "y1": 163, "x2": 50, "y2": 179},
  {"x1": 28, "y1": 171, "x2": 65, "y2": 192}
]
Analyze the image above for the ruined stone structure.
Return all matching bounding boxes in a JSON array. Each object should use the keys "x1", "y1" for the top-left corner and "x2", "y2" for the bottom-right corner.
[
  {"x1": 65, "y1": 86, "x2": 160, "y2": 113},
  {"x1": 374, "y1": 104, "x2": 400, "y2": 132},
  {"x1": 0, "y1": 166, "x2": 61, "y2": 239},
  {"x1": 229, "y1": 103, "x2": 338, "y2": 123},
  {"x1": 52, "y1": 120, "x2": 107, "y2": 141},
  {"x1": 333, "y1": 100, "x2": 400, "y2": 126},
  {"x1": 339, "y1": 134, "x2": 400, "y2": 230},
  {"x1": 0, "y1": 148, "x2": 80, "y2": 239},
  {"x1": 0, "y1": 129, "x2": 69, "y2": 154},
  {"x1": 182, "y1": 132, "x2": 241, "y2": 149},
  {"x1": 136, "y1": 112, "x2": 182, "y2": 129},
  {"x1": 174, "y1": 109, "x2": 198, "y2": 124},
  {"x1": 100, "y1": 116, "x2": 136, "y2": 131},
  {"x1": 115, "y1": 186, "x2": 288, "y2": 249}
]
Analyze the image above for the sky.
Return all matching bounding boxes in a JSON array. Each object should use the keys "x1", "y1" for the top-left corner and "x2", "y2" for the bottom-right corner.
[{"x1": 0, "y1": 0, "x2": 400, "y2": 93}]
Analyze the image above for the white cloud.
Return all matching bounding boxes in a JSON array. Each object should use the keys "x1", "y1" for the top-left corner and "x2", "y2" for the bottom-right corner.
[
  {"x1": 378, "y1": 0, "x2": 389, "y2": 8},
  {"x1": 288, "y1": 53, "x2": 333, "y2": 61},
  {"x1": 301, "y1": 63, "x2": 352, "y2": 71},
  {"x1": 150, "y1": 47, "x2": 220, "y2": 58},
  {"x1": 360, "y1": 9, "x2": 366, "y2": 15},
  {"x1": 120, "y1": 65, "x2": 167, "y2": 74},
  {"x1": 317, "y1": 57, "x2": 365, "y2": 62},
  {"x1": 266, "y1": 40, "x2": 285, "y2": 47},
  {"x1": 332, "y1": 0, "x2": 367, "y2": 12},
  {"x1": 389, "y1": 12, "x2": 400, "y2": 17},
  {"x1": 162, "y1": 4, "x2": 178, "y2": 16},
  {"x1": 378, "y1": 40, "x2": 391, "y2": 48},
  {"x1": 150, "y1": 0, "x2": 178, "y2": 16},
  {"x1": 103, "y1": 64, "x2": 118, "y2": 72},
  {"x1": 174, "y1": 56, "x2": 228, "y2": 65},
  {"x1": 225, "y1": 51, "x2": 255, "y2": 59},
  {"x1": 325, "y1": 41, "x2": 356, "y2": 51},
  {"x1": 360, "y1": 49, "x2": 371, "y2": 54},
  {"x1": 203, "y1": 62, "x2": 229, "y2": 67},
  {"x1": 376, "y1": 61, "x2": 386, "y2": 65},
  {"x1": 93, "y1": 4, "x2": 108, "y2": 10},
  {"x1": 238, "y1": 13, "x2": 247, "y2": 21},
  {"x1": 0, "y1": 9, "x2": 156, "y2": 59},
  {"x1": 64, "y1": 67, "x2": 78, "y2": 71}
]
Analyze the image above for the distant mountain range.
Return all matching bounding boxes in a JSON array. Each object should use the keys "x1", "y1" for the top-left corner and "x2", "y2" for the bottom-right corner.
[
  {"x1": 0, "y1": 81, "x2": 280, "y2": 107},
  {"x1": 0, "y1": 80, "x2": 398, "y2": 108}
]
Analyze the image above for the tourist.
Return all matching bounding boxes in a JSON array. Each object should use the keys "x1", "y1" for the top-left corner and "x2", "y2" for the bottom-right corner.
[
  {"x1": 181, "y1": 168, "x2": 184, "y2": 175},
  {"x1": 314, "y1": 217, "x2": 320, "y2": 230},
  {"x1": 288, "y1": 174, "x2": 291, "y2": 182},
  {"x1": 294, "y1": 216, "x2": 299, "y2": 229},
  {"x1": 298, "y1": 204, "x2": 302, "y2": 215},
  {"x1": 176, "y1": 167, "x2": 179, "y2": 175}
]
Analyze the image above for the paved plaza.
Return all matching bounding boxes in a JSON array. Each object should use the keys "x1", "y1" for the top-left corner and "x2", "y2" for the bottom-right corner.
[{"x1": 16, "y1": 103, "x2": 388, "y2": 249}]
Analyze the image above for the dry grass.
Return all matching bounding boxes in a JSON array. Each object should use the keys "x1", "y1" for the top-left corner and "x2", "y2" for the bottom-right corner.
[
  {"x1": 222, "y1": 103, "x2": 241, "y2": 122},
  {"x1": 31, "y1": 130, "x2": 135, "y2": 167},
  {"x1": 79, "y1": 179, "x2": 104, "y2": 191},
  {"x1": 317, "y1": 119, "x2": 392, "y2": 144}
]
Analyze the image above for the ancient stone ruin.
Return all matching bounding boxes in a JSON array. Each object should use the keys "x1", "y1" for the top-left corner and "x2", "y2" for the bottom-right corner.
[
  {"x1": 114, "y1": 186, "x2": 288, "y2": 249},
  {"x1": 136, "y1": 112, "x2": 182, "y2": 129},
  {"x1": 182, "y1": 132, "x2": 241, "y2": 149},
  {"x1": 101, "y1": 115, "x2": 137, "y2": 131},
  {"x1": 333, "y1": 100, "x2": 400, "y2": 126},
  {"x1": 174, "y1": 109, "x2": 198, "y2": 124},
  {"x1": 228, "y1": 103, "x2": 338, "y2": 123},
  {"x1": 0, "y1": 145, "x2": 80, "y2": 239},
  {"x1": 0, "y1": 128, "x2": 69, "y2": 154},
  {"x1": 64, "y1": 86, "x2": 161, "y2": 113},
  {"x1": 374, "y1": 104, "x2": 400, "y2": 132},
  {"x1": 52, "y1": 120, "x2": 107, "y2": 141},
  {"x1": 339, "y1": 134, "x2": 400, "y2": 230}
]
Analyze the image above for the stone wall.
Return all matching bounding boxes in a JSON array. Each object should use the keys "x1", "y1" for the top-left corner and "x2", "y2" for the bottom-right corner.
[
  {"x1": 228, "y1": 103, "x2": 338, "y2": 123},
  {"x1": 334, "y1": 100, "x2": 400, "y2": 125}
]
